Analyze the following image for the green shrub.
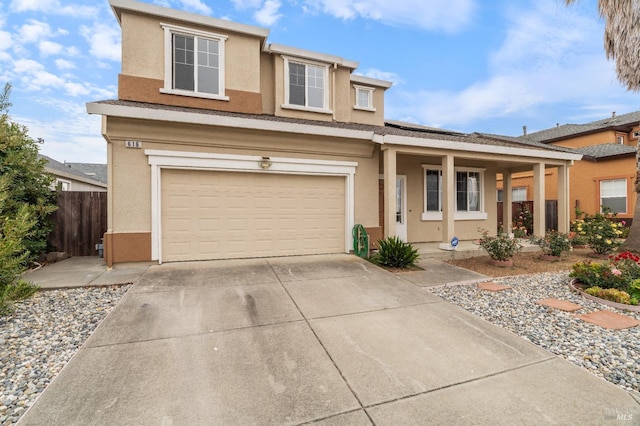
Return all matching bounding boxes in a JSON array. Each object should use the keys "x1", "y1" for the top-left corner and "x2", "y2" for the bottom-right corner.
[
  {"x1": 478, "y1": 228, "x2": 521, "y2": 261},
  {"x1": 570, "y1": 252, "x2": 640, "y2": 305},
  {"x1": 370, "y1": 236, "x2": 419, "y2": 268},
  {"x1": 0, "y1": 278, "x2": 37, "y2": 314},
  {"x1": 585, "y1": 286, "x2": 632, "y2": 305},
  {"x1": 532, "y1": 231, "x2": 571, "y2": 257},
  {"x1": 629, "y1": 279, "x2": 640, "y2": 305},
  {"x1": 579, "y1": 208, "x2": 624, "y2": 255},
  {"x1": 569, "y1": 261, "x2": 625, "y2": 290}
]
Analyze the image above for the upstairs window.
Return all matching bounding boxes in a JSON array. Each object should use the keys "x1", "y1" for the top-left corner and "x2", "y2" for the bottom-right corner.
[
  {"x1": 283, "y1": 57, "x2": 329, "y2": 112},
  {"x1": 354, "y1": 85, "x2": 375, "y2": 111},
  {"x1": 161, "y1": 24, "x2": 228, "y2": 101}
]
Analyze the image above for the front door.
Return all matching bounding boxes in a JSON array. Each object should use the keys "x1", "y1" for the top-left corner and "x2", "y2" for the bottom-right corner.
[{"x1": 396, "y1": 175, "x2": 407, "y2": 241}]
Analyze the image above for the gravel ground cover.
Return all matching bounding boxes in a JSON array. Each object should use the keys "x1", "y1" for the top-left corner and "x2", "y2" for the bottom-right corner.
[
  {"x1": 0, "y1": 285, "x2": 130, "y2": 426},
  {"x1": 431, "y1": 271, "x2": 640, "y2": 395}
]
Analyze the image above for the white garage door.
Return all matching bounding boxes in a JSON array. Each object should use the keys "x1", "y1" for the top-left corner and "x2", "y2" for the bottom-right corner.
[{"x1": 161, "y1": 169, "x2": 346, "y2": 262}]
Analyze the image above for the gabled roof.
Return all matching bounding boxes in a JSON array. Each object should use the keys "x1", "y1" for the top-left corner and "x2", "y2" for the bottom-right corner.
[
  {"x1": 521, "y1": 110, "x2": 640, "y2": 143},
  {"x1": 40, "y1": 155, "x2": 108, "y2": 187}
]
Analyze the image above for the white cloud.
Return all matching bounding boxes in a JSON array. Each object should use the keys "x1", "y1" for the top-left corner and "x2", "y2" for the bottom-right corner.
[
  {"x1": 177, "y1": 0, "x2": 213, "y2": 14},
  {"x1": 254, "y1": 0, "x2": 282, "y2": 26},
  {"x1": 387, "y1": 0, "x2": 630, "y2": 130},
  {"x1": 302, "y1": 0, "x2": 475, "y2": 32},
  {"x1": 356, "y1": 69, "x2": 404, "y2": 85},
  {"x1": 232, "y1": 0, "x2": 263, "y2": 9},
  {"x1": 10, "y1": 0, "x2": 99, "y2": 18},
  {"x1": 54, "y1": 59, "x2": 76, "y2": 70},
  {"x1": 17, "y1": 20, "x2": 51, "y2": 44},
  {"x1": 39, "y1": 40, "x2": 63, "y2": 56},
  {"x1": 0, "y1": 30, "x2": 12, "y2": 51},
  {"x1": 80, "y1": 23, "x2": 121, "y2": 62}
]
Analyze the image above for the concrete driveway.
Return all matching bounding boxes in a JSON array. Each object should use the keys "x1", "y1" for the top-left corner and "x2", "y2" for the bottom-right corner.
[{"x1": 19, "y1": 254, "x2": 639, "y2": 425}]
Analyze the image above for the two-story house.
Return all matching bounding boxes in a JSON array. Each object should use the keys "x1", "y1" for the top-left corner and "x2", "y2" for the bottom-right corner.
[
  {"x1": 497, "y1": 112, "x2": 639, "y2": 225},
  {"x1": 88, "y1": 0, "x2": 581, "y2": 266}
]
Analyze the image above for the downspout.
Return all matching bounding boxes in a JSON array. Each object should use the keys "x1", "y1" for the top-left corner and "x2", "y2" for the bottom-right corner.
[{"x1": 332, "y1": 63, "x2": 337, "y2": 121}]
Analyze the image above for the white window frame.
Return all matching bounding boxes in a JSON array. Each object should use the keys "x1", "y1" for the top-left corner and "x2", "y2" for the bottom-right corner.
[
  {"x1": 160, "y1": 23, "x2": 229, "y2": 101},
  {"x1": 512, "y1": 186, "x2": 527, "y2": 202},
  {"x1": 421, "y1": 165, "x2": 487, "y2": 221},
  {"x1": 56, "y1": 178, "x2": 71, "y2": 191},
  {"x1": 282, "y1": 56, "x2": 332, "y2": 114},
  {"x1": 617, "y1": 134, "x2": 625, "y2": 145},
  {"x1": 353, "y1": 85, "x2": 375, "y2": 111},
  {"x1": 600, "y1": 178, "x2": 627, "y2": 214}
]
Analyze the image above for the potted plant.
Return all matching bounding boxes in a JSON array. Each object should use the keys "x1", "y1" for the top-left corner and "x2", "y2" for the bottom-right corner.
[
  {"x1": 532, "y1": 231, "x2": 571, "y2": 260},
  {"x1": 477, "y1": 228, "x2": 522, "y2": 266}
]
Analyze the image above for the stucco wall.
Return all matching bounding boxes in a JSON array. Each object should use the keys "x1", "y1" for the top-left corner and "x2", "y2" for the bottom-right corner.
[
  {"x1": 395, "y1": 154, "x2": 498, "y2": 243},
  {"x1": 120, "y1": 12, "x2": 262, "y2": 93},
  {"x1": 105, "y1": 116, "x2": 380, "y2": 235},
  {"x1": 498, "y1": 158, "x2": 636, "y2": 221}
]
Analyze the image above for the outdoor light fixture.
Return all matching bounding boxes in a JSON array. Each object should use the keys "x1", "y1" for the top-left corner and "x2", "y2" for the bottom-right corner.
[{"x1": 260, "y1": 157, "x2": 272, "y2": 170}]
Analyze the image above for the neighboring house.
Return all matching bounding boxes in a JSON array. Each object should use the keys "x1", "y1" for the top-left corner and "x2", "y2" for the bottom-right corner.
[
  {"x1": 41, "y1": 155, "x2": 107, "y2": 192},
  {"x1": 88, "y1": 0, "x2": 581, "y2": 266},
  {"x1": 497, "y1": 112, "x2": 639, "y2": 224}
]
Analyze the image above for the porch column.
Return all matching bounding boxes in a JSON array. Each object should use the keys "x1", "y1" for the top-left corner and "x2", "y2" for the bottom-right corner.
[
  {"x1": 533, "y1": 162, "x2": 546, "y2": 236},
  {"x1": 557, "y1": 163, "x2": 570, "y2": 233},
  {"x1": 383, "y1": 148, "x2": 397, "y2": 238},
  {"x1": 503, "y1": 172, "x2": 513, "y2": 234},
  {"x1": 442, "y1": 154, "x2": 455, "y2": 242}
]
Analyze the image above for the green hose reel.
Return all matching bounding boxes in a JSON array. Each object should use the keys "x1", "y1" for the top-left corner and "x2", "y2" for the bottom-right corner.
[{"x1": 352, "y1": 224, "x2": 369, "y2": 258}]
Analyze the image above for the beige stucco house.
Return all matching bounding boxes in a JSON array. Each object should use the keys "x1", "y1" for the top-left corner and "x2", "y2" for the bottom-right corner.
[{"x1": 88, "y1": 0, "x2": 582, "y2": 266}]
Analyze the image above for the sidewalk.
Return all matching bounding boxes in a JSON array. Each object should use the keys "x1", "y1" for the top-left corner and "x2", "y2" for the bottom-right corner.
[{"x1": 22, "y1": 257, "x2": 152, "y2": 289}]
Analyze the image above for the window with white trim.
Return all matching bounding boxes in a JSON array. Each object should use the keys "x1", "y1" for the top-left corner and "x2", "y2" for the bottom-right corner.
[
  {"x1": 497, "y1": 187, "x2": 526, "y2": 202},
  {"x1": 512, "y1": 187, "x2": 527, "y2": 201},
  {"x1": 161, "y1": 24, "x2": 228, "y2": 100},
  {"x1": 55, "y1": 179, "x2": 70, "y2": 191},
  {"x1": 284, "y1": 57, "x2": 329, "y2": 111},
  {"x1": 600, "y1": 178, "x2": 627, "y2": 213},
  {"x1": 422, "y1": 166, "x2": 486, "y2": 220},
  {"x1": 354, "y1": 85, "x2": 375, "y2": 111}
]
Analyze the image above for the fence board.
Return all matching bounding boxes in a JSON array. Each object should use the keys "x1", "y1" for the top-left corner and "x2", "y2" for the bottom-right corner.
[{"x1": 48, "y1": 191, "x2": 107, "y2": 256}]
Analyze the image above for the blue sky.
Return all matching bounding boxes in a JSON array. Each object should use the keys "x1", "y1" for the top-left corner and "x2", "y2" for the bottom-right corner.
[{"x1": 1, "y1": 0, "x2": 638, "y2": 163}]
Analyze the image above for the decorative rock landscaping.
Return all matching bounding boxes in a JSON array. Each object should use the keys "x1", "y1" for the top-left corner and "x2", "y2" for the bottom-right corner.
[
  {"x1": 0, "y1": 285, "x2": 129, "y2": 426},
  {"x1": 432, "y1": 271, "x2": 640, "y2": 395}
]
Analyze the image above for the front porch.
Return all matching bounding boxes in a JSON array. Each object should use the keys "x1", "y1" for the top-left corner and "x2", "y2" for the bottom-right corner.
[{"x1": 412, "y1": 239, "x2": 541, "y2": 261}]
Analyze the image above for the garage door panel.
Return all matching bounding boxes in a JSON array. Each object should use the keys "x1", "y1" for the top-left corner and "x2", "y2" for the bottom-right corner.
[{"x1": 161, "y1": 170, "x2": 345, "y2": 261}]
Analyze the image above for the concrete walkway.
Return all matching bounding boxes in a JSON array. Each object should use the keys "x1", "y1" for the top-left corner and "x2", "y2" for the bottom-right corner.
[
  {"x1": 18, "y1": 254, "x2": 639, "y2": 425},
  {"x1": 22, "y1": 257, "x2": 152, "y2": 289}
]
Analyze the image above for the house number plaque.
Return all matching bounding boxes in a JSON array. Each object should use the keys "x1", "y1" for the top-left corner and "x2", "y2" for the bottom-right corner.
[{"x1": 125, "y1": 140, "x2": 142, "y2": 148}]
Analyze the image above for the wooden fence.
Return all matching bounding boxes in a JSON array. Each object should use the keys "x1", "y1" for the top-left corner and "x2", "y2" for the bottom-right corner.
[
  {"x1": 497, "y1": 200, "x2": 558, "y2": 234},
  {"x1": 48, "y1": 191, "x2": 107, "y2": 256}
]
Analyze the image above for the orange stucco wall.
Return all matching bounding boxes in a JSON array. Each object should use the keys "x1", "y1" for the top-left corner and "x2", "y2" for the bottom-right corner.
[{"x1": 498, "y1": 157, "x2": 636, "y2": 221}]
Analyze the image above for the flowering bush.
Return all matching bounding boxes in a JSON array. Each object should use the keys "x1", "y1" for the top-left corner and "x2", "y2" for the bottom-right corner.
[
  {"x1": 478, "y1": 228, "x2": 522, "y2": 261},
  {"x1": 512, "y1": 203, "x2": 533, "y2": 237},
  {"x1": 570, "y1": 251, "x2": 640, "y2": 305},
  {"x1": 572, "y1": 209, "x2": 624, "y2": 255},
  {"x1": 569, "y1": 220, "x2": 589, "y2": 246},
  {"x1": 532, "y1": 231, "x2": 571, "y2": 257}
]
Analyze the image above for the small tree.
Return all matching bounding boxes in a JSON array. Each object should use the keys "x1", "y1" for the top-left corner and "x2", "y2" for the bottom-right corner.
[
  {"x1": 0, "y1": 83, "x2": 56, "y2": 259},
  {"x1": 0, "y1": 83, "x2": 56, "y2": 312}
]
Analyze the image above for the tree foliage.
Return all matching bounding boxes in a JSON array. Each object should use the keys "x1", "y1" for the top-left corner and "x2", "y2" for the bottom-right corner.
[
  {"x1": 0, "y1": 82, "x2": 56, "y2": 311},
  {"x1": 0, "y1": 83, "x2": 57, "y2": 259}
]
